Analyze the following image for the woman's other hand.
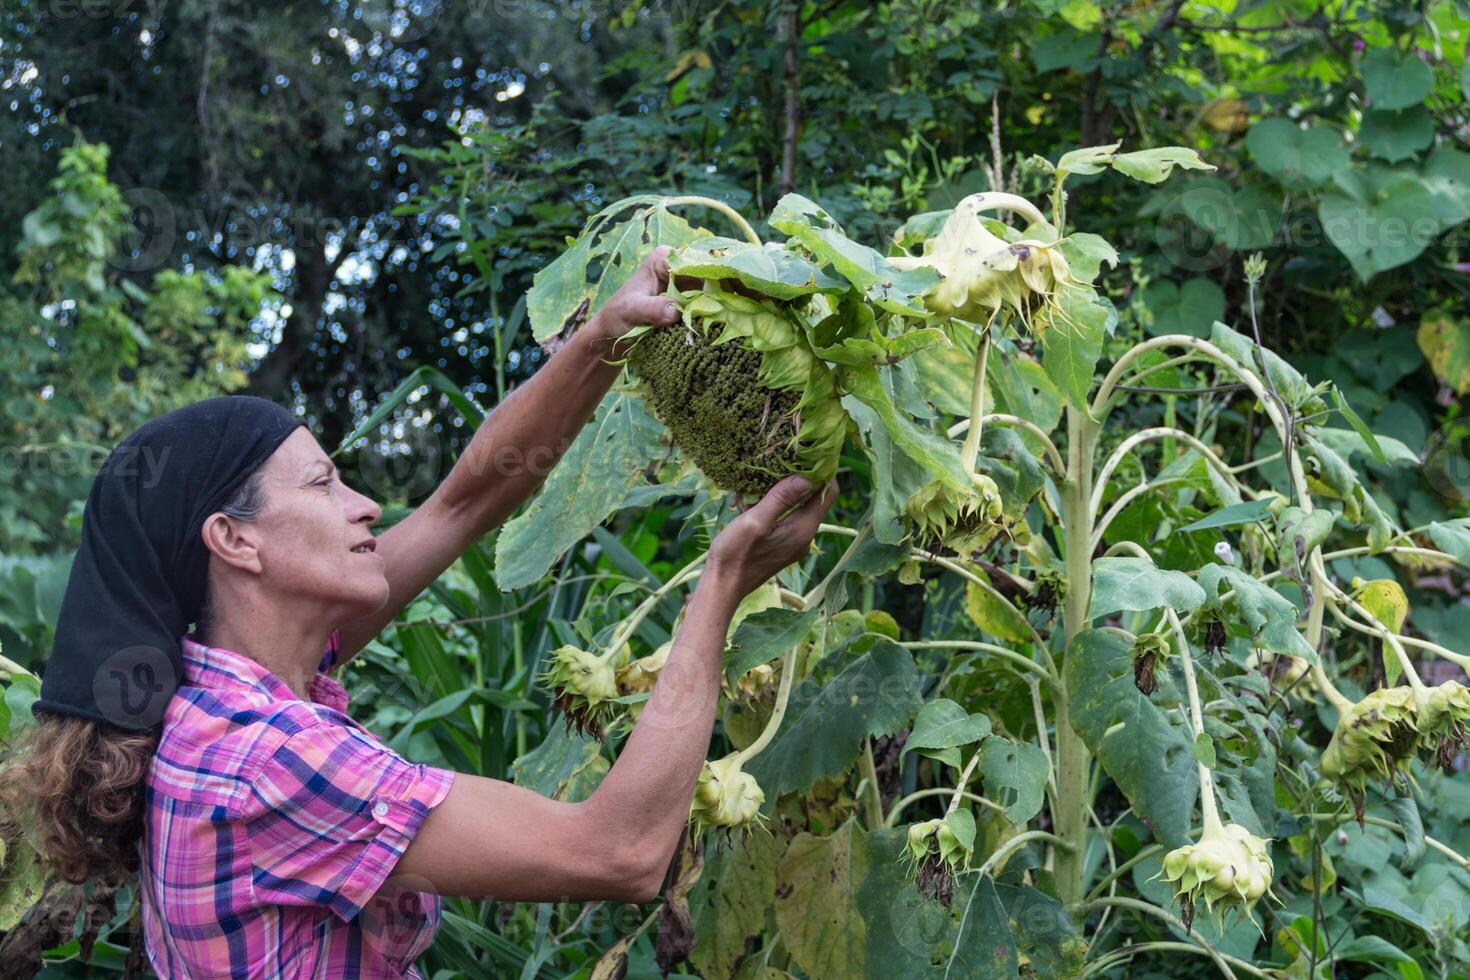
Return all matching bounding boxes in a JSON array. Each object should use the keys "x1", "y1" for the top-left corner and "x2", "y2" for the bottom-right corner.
[
  {"x1": 708, "y1": 476, "x2": 840, "y2": 600},
  {"x1": 587, "y1": 246, "x2": 681, "y2": 351}
]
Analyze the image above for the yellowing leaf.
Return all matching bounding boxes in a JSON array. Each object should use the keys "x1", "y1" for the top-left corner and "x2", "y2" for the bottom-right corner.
[
  {"x1": 1356, "y1": 579, "x2": 1408, "y2": 634},
  {"x1": 1418, "y1": 310, "x2": 1470, "y2": 395},
  {"x1": 1202, "y1": 98, "x2": 1249, "y2": 133},
  {"x1": 964, "y1": 571, "x2": 1032, "y2": 643}
]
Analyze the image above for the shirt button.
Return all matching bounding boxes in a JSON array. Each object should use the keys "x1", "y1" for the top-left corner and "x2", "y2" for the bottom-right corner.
[{"x1": 372, "y1": 801, "x2": 390, "y2": 818}]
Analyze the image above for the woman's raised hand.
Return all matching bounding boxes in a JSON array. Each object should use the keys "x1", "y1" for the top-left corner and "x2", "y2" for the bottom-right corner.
[{"x1": 708, "y1": 476, "x2": 839, "y2": 600}]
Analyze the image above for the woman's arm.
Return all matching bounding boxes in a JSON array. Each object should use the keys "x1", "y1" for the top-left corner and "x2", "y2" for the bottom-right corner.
[
  {"x1": 334, "y1": 250, "x2": 680, "y2": 665},
  {"x1": 391, "y1": 477, "x2": 837, "y2": 903}
]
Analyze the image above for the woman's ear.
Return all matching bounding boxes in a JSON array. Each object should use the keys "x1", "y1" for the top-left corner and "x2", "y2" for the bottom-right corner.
[{"x1": 200, "y1": 513, "x2": 263, "y2": 573}]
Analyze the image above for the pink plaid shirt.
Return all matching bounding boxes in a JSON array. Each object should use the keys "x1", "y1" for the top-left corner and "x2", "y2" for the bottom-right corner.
[{"x1": 140, "y1": 632, "x2": 455, "y2": 978}]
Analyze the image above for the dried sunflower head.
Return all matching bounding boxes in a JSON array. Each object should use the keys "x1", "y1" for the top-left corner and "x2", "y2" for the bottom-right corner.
[
  {"x1": 690, "y1": 753, "x2": 766, "y2": 833},
  {"x1": 1320, "y1": 686, "x2": 1420, "y2": 794},
  {"x1": 1415, "y1": 680, "x2": 1470, "y2": 773},
  {"x1": 621, "y1": 283, "x2": 847, "y2": 497},
  {"x1": 901, "y1": 472, "x2": 1005, "y2": 559},
  {"x1": 903, "y1": 813, "x2": 975, "y2": 907},
  {"x1": 541, "y1": 644, "x2": 627, "y2": 737},
  {"x1": 1159, "y1": 823, "x2": 1275, "y2": 932}
]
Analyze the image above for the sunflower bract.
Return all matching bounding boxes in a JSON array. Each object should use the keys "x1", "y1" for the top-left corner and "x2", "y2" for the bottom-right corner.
[{"x1": 624, "y1": 284, "x2": 846, "y2": 497}]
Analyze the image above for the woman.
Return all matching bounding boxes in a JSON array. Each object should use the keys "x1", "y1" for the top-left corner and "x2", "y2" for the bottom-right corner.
[{"x1": 5, "y1": 247, "x2": 838, "y2": 978}]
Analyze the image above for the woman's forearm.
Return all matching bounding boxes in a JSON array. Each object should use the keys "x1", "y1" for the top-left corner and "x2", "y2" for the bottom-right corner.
[
  {"x1": 434, "y1": 320, "x2": 624, "y2": 534},
  {"x1": 582, "y1": 567, "x2": 741, "y2": 882}
]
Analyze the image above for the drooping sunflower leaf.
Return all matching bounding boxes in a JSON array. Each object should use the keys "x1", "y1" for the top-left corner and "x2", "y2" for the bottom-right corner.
[
  {"x1": 1197, "y1": 563, "x2": 1319, "y2": 664},
  {"x1": 1087, "y1": 556, "x2": 1206, "y2": 620},
  {"x1": 494, "y1": 390, "x2": 664, "y2": 590},
  {"x1": 770, "y1": 193, "x2": 938, "y2": 315},
  {"x1": 1065, "y1": 628, "x2": 1199, "y2": 847},
  {"x1": 775, "y1": 820, "x2": 868, "y2": 979},
  {"x1": 667, "y1": 236, "x2": 847, "y2": 299},
  {"x1": 744, "y1": 640, "x2": 923, "y2": 798}
]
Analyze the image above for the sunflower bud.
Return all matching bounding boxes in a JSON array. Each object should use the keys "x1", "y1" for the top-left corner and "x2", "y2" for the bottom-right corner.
[
  {"x1": 541, "y1": 644, "x2": 626, "y2": 738},
  {"x1": 690, "y1": 753, "x2": 766, "y2": 832},
  {"x1": 1159, "y1": 823, "x2": 1275, "y2": 930},
  {"x1": 1320, "y1": 687, "x2": 1420, "y2": 799}
]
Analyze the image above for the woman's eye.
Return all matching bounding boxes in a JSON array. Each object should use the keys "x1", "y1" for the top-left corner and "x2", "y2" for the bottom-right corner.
[{"x1": 314, "y1": 476, "x2": 332, "y2": 487}]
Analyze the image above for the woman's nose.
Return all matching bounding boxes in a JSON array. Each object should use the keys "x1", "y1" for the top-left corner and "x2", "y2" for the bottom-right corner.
[{"x1": 346, "y1": 485, "x2": 383, "y2": 526}]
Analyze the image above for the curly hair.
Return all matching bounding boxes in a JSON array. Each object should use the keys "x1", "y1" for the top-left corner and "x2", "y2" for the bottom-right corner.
[
  {"x1": 1, "y1": 468, "x2": 270, "y2": 885},
  {"x1": 0, "y1": 715, "x2": 157, "y2": 884}
]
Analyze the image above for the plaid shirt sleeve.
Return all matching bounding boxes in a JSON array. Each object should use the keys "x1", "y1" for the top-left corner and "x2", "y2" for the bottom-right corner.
[{"x1": 242, "y1": 717, "x2": 455, "y2": 922}]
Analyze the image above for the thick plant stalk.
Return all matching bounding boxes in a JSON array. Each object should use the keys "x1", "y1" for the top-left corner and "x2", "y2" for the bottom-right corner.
[
  {"x1": 1054, "y1": 403, "x2": 1098, "y2": 907},
  {"x1": 660, "y1": 195, "x2": 762, "y2": 246},
  {"x1": 959, "y1": 332, "x2": 992, "y2": 474}
]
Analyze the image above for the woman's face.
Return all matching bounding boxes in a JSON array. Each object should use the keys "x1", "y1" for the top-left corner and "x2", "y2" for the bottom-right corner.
[{"x1": 238, "y1": 428, "x2": 388, "y2": 617}]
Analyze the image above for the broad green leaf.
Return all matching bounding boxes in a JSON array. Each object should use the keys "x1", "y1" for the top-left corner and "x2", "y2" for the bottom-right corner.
[
  {"x1": 1425, "y1": 519, "x2": 1470, "y2": 568},
  {"x1": 690, "y1": 831, "x2": 783, "y2": 979},
  {"x1": 858, "y1": 830, "x2": 1020, "y2": 979},
  {"x1": 4, "y1": 674, "x2": 38, "y2": 742},
  {"x1": 1109, "y1": 146, "x2": 1215, "y2": 184},
  {"x1": 1317, "y1": 426, "x2": 1417, "y2": 467},
  {"x1": 964, "y1": 576, "x2": 1032, "y2": 643},
  {"x1": 724, "y1": 605, "x2": 822, "y2": 685},
  {"x1": 667, "y1": 236, "x2": 846, "y2": 299},
  {"x1": 775, "y1": 821, "x2": 867, "y2": 979},
  {"x1": 1385, "y1": 795, "x2": 1425, "y2": 868},
  {"x1": 843, "y1": 397, "x2": 933, "y2": 546},
  {"x1": 1065, "y1": 629, "x2": 1199, "y2": 847},
  {"x1": 993, "y1": 884, "x2": 1089, "y2": 978},
  {"x1": 1321, "y1": 177, "x2": 1441, "y2": 281},
  {"x1": 511, "y1": 725, "x2": 607, "y2": 802},
  {"x1": 1417, "y1": 310, "x2": 1470, "y2": 395},
  {"x1": 1247, "y1": 119, "x2": 1349, "y2": 187},
  {"x1": 1140, "y1": 277, "x2": 1224, "y2": 338},
  {"x1": 1032, "y1": 29, "x2": 1099, "y2": 73},
  {"x1": 1359, "y1": 107, "x2": 1435, "y2": 163},
  {"x1": 979, "y1": 734, "x2": 1050, "y2": 824},
  {"x1": 0, "y1": 836, "x2": 44, "y2": 932},
  {"x1": 1179, "y1": 179, "x2": 1281, "y2": 251},
  {"x1": 1087, "y1": 556, "x2": 1206, "y2": 620},
  {"x1": 1177, "y1": 498, "x2": 1274, "y2": 533},
  {"x1": 902, "y1": 698, "x2": 992, "y2": 760},
  {"x1": 1278, "y1": 506, "x2": 1336, "y2": 559},
  {"x1": 1197, "y1": 563, "x2": 1318, "y2": 663},
  {"x1": 839, "y1": 361, "x2": 972, "y2": 491},
  {"x1": 745, "y1": 640, "x2": 922, "y2": 798},
  {"x1": 1058, "y1": 232, "x2": 1118, "y2": 283},
  {"x1": 909, "y1": 331, "x2": 981, "y2": 415},
  {"x1": 494, "y1": 391, "x2": 664, "y2": 589},
  {"x1": 1038, "y1": 284, "x2": 1109, "y2": 410},
  {"x1": 528, "y1": 198, "x2": 707, "y2": 342},
  {"x1": 1336, "y1": 934, "x2": 1417, "y2": 965},
  {"x1": 1362, "y1": 47, "x2": 1434, "y2": 110},
  {"x1": 986, "y1": 341, "x2": 1064, "y2": 442},
  {"x1": 769, "y1": 194, "x2": 938, "y2": 315},
  {"x1": 1423, "y1": 146, "x2": 1470, "y2": 226}
]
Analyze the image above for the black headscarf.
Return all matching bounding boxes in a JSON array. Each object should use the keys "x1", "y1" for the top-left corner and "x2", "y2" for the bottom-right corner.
[{"x1": 34, "y1": 396, "x2": 306, "y2": 731}]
